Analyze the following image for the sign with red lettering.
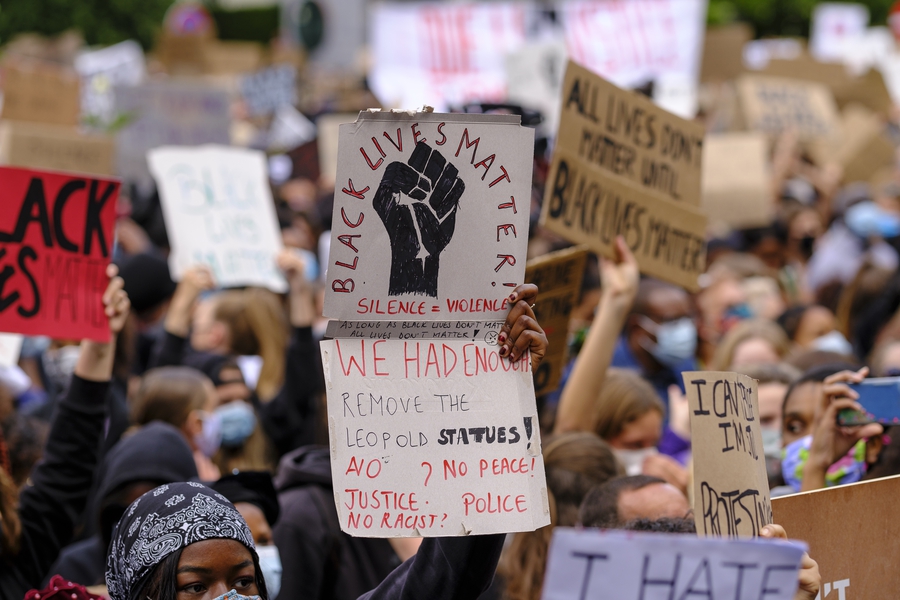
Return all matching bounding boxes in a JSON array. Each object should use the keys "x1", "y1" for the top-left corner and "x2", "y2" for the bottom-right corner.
[
  {"x1": 324, "y1": 111, "x2": 533, "y2": 321},
  {"x1": 0, "y1": 166, "x2": 119, "y2": 341},
  {"x1": 321, "y1": 338, "x2": 549, "y2": 536}
]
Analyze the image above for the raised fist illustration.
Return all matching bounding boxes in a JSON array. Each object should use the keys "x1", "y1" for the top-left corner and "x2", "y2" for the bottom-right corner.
[{"x1": 373, "y1": 142, "x2": 465, "y2": 297}]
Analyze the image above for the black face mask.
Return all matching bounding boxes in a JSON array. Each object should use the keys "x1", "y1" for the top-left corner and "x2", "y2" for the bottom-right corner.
[{"x1": 798, "y1": 235, "x2": 816, "y2": 259}]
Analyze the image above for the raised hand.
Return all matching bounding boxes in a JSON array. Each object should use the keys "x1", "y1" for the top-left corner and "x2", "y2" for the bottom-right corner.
[
  {"x1": 498, "y1": 284, "x2": 547, "y2": 369},
  {"x1": 373, "y1": 142, "x2": 465, "y2": 297},
  {"x1": 166, "y1": 265, "x2": 216, "y2": 337}
]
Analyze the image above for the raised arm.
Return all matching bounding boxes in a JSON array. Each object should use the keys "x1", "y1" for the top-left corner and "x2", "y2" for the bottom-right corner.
[
  {"x1": 554, "y1": 237, "x2": 639, "y2": 434},
  {"x1": 13, "y1": 265, "x2": 129, "y2": 587}
]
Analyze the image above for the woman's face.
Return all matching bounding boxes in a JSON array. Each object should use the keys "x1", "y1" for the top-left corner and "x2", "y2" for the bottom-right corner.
[
  {"x1": 607, "y1": 410, "x2": 663, "y2": 450},
  {"x1": 176, "y1": 538, "x2": 258, "y2": 599},
  {"x1": 782, "y1": 381, "x2": 821, "y2": 446}
]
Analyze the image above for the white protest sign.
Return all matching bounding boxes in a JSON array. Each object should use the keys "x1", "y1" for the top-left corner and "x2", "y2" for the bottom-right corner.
[
  {"x1": 149, "y1": 146, "x2": 287, "y2": 292},
  {"x1": 810, "y1": 3, "x2": 869, "y2": 63},
  {"x1": 542, "y1": 528, "x2": 806, "y2": 600},
  {"x1": 75, "y1": 40, "x2": 146, "y2": 124},
  {"x1": 267, "y1": 105, "x2": 317, "y2": 153},
  {"x1": 115, "y1": 82, "x2": 231, "y2": 193},
  {"x1": 321, "y1": 338, "x2": 549, "y2": 536},
  {"x1": 323, "y1": 111, "x2": 533, "y2": 321},
  {"x1": 240, "y1": 64, "x2": 298, "y2": 116},
  {"x1": 743, "y1": 39, "x2": 803, "y2": 71},
  {"x1": 558, "y1": 0, "x2": 707, "y2": 92},
  {"x1": 0, "y1": 334, "x2": 24, "y2": 367},
  {"x1": 505, "y1": 41, "x2": 568, "y2": 133},
  {"x1": 368, "y1": 3, "x2": 532, "y2": 109}
]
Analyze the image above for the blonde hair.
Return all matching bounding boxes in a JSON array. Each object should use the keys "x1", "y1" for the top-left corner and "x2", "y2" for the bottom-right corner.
[
  {"x1": 710, "y1": 318, "x2": 790, "y2": 371},
  {"x1": 131, "y1": 367, "x2": 211, "y2": 428},
  {"x1": 592, "y1": 369, "x2": 665, "y2": 442},
  {"x1": 213, "y1": 288, "x2": 289, "y2": 401},
  {"x1": 499, "y1": 432, "x2": 621, "y2": 600}
]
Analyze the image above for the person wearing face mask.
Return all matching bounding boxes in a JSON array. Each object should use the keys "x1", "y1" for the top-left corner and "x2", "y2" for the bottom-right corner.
[
  {"x1": 778, "y1": 305, "x2": 855, "y2": 357},
  {"x1": 130, "y1": 366, "x2": 222, "y2": 481},
  {"x1": 211, "y1": 473, "x2": 282, "y2": 599}
]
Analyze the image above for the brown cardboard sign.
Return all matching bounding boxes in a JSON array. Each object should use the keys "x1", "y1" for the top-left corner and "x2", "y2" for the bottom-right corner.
[
  {"x1": 833, "y1": 68, "x2": 894, "y2": 115},
  {"x1": 555, "y1": 61, "x2": 706, "y2": 206},
  {"x1": 1, "y1": 61, "x2": 81, "y2": 127},
  {"x1": 0, "y1": 121, "x2": 115, "y2": 176},
  {"x1": 772, "y1": 475, "x2": 900, "y2": 598},
  {"x1": 736, "y1": 75, "x2": 839, "y2": 141},
  {"x1": 700, "y1": 24, "x2": 752, "y2": 83},
  {"x1": 808, "y1": 103, "x2": 895, "y2": 184},
  {"x1": 701, "y1": 132, "x2": 772, "y2": 229},
  {"x1": 525, "y1": 246, "x2": 588, "y2": 396},
  {"x1": 541, "y1": 147, "x2": 706, "y2": 291},
  {"x1": 683, "y1": 371, "x2": 772, "y2": 538}
]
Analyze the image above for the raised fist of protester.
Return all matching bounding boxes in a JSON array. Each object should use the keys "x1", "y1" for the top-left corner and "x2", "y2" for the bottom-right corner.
[
  {"x1": 600, "y1": 235, "x2": 640, "y2": 310},
  {"x1": 497, "y1": 283, "x2": 547, "y2": 370},
  {"x1": 802, "y1": 367, "x2": 883, "y2": 491},
  {"x1": 761, "y1": 524, "x2": 820, "y2": 600},
  {"x1": 166, "y1": 265, "x2": 216, "y2": 337},
  {"x1": 276, "y1": 248, "x2": 316, "y2": 327},
  {"x1": 373, "y1": 142, "x2": 465, "y2": 298}
]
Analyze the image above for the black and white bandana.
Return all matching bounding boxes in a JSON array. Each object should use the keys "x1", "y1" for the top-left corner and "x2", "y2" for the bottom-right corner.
[{"x1": 106, "y1": 481, "x2": 256, "y2": 600}]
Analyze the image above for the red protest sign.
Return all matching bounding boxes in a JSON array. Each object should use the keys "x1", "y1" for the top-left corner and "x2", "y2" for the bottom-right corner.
[{"x1": 0, "y1": 166, "x2": 119, "y2": 341}]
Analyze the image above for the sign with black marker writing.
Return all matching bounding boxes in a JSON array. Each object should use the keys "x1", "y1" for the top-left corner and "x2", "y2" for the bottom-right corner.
[
  {"x1": 736, "y1": 75, "x2": 839, "y2": 141},
  {"x1": 240, "y1": 64, "x2": 297, "y2": 116},
  {"x1": 541, "y1": 61, "x2": 707, "y2": 292},
  {"x1": 0, "y1": 165, "x2": 119, "y2": 341},
  {"x1": 542, "y1": 528, "x2": 805, "y2": 600},
  {"x1": 321, "y1": 338, "x2": 549, "y2": 536},
  {"x1": 683, "y1": 371, "x2": 772, "y2": 538},
  {"x1": 525, "y1": 246, "x2": 587, "y2": 395},
  {"x1": 324, "y1": 111, "x2": 533, "y2": 321}
]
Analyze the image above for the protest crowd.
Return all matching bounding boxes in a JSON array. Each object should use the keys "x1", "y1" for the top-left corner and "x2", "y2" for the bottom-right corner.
[{"x1": 5, "y1": 0, "x2": 900, "y2": 599}]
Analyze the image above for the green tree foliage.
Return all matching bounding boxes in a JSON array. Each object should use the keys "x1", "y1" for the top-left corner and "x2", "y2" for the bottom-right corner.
[
  {"x1": 710, "y1": 0, "x2": 898, "y2": 36},
  {"x1": 0, "y1": 0, "x2": 176, "y2": 49}
]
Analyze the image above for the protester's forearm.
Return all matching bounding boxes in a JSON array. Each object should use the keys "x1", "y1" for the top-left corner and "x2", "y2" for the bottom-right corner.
[
  {"x1": 164, "y1": 294, "x2": 194, "y2": 337},
  {"x1": 74, "y1": 339, "x2": 116, "y2": 382},
  {"x1": 289, "y1": 289, "x2": 316, "y2": 328},
  {"x1": 800, "y1": 462, "x2": 827, "y2": 492},
  {"x1": 554, "y1": 293, "x2": 629, "y2": 434}
]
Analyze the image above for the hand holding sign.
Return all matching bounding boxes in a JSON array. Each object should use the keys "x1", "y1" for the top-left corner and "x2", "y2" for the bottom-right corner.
[
  {"x1": 373, "y1": 142, "x2": 465, "y2": 298},
  {"x1": 498, "y1": 283, "x2": 547, "y2": 367},
  {"x1": 760, "y1": 524, "x2": 821, "y2": 600}
]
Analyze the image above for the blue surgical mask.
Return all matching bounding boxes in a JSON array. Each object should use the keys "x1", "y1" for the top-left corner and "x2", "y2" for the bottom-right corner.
[
  {"x1": 845, "y1": 201, "x2": 900, "y2": 239},
  {"x1": 256, "y1": 544, "x2": 282, "y2": 598},
  {"x1": 216, "y1": 400, "x2": 257, "y2": 448},
  {"x1": 212, "y1": 591, "x2": 261, "y2": 600},
  {"x1": 194, "y1": 410, "x2": 222, "y2": 457},
  {"x1": 639, "y1": 316, "x2": 697, "y2": 368},
  {"x1": 812, "y1": 330, "x2": 854, "y2": 356}
]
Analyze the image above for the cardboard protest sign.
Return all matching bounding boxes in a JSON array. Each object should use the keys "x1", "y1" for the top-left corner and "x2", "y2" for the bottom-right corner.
[
  {"x1": 700, "y1": 23, "x2": 752, "y2": 83},
  {"x1": 701, "y1": 132, "x2": 772, "y2": 229},
  {"x1": 0, "y1": 121, "x2": 115, "y2": 177},
  {"x1": 683, "y1": 371, "x2": 772, "y2": 538},
  {"x1": 0, "y1": 166, "x2": 119, "y2": 341},
  {"x1": 810, "y1": 3, "x2": 869, "y2": 63},
  {"x1": 542, "y1": 528, "x2": 806, "y2": 600},
  {"x1": 812, "y1": 104, "x2": 895, "y2": 184},
  {"x1": 736, "y1": 75, "x2": 840, "y2": 141},
  {"x1": 368, "y1": 3, "x2": 530, "y2": 109},
  {"x1": 832, "y1": 68, "x2": 894, "y2": 115},
  {"x1": 554, "y1": 61, "x2": 706, "y2": 206},
  {"x1": 74, "y1": 40, "x2": 146, "y2": 124},
  {"x1": 323, "y1": 111, "x2": 533, "y2": 321},
  {"x1": 524, "y1": 246, "x2": 587, "y2": 396},
  {"x1": 321, "y1": 338, "x2": 549, "y2": 536},
  {"x1": 772, "y1": 475, "x2": 900, "y2": 599},
  {"x1": 1, "y1": 62, "x2": 81, "y2": 127},
  {"x1": 115, "y1": 81, "x2": 231, "y2": 192},
  {"x1": 148, "y1": 146, "x2": 286, "y2": 293},
  {"x1": 240, "y1": 64, "x2": 297, "y2": 116}
]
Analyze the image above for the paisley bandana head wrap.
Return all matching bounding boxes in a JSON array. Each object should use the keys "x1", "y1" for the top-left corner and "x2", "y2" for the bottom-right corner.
[{"x1": 105, "y1": 481, "x2": 256, "y2": 600}]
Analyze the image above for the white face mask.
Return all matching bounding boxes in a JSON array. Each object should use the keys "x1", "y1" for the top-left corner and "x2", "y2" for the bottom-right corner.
[
  {"x1": 256, "y1": 544, "x2": 282, "y2": 598},
  {"x1": 614, "y1": 447, "x2": 658, "y2": 476},
  {"x1": 812, "y1": 330, "x2": 853, "y2": 356},
  {"x1": 211, "y1": 591, "x2": 261, "y2": 600},
  {"x1": 761, "y1": 427, "x2": 782, "y2": 460}
]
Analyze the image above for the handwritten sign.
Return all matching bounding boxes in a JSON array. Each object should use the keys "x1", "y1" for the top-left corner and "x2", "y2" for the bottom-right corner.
[
  {"x1": 1, "y1": 61, "x2": 81, "y2": 127},
  {"x1": 524, "y1": 246, "x2": 587, "y2": 395},
  {"x1": 542, "y1": 528, "x2": 806, "y2": 600},
  {"x1": 115, "y1": 81, "x2": 231, "y2": 192},
  {"x1": 325, "y1": 319, "x2": 505, "y2": 342},
  {"x1": 368, "y1": 3, "x2": 530, "y2": 109},
  {"x1": 700, "y1": 24, "x2": 752, "y2": 83},
  {"x1": 149, "y1": 146, "x2": 287, "y2": 293},
  {"x1": 240, "y1": 64, "x2": 298, "y2": 116},
  {"x1": 810, "y1": 3, "x2": 869, "y2": 63},
  {"x1": 683, "y1": 371, "x2": 771, "y2": 538},
  {"x1": 323, "y1": 111, "x2": 533, "y2": 321},
  {"x1": 321, "y1": 338, "x2": 549, "y2": 536},
  {"x1": 772, "y1": 474, "x2": 900, "y2": 600},
  {"x1": 74, "y1": 40, "x2": 146, "y2": 124},
  {"x1": 736, "y1": 75, "x2": 839, "y2": 141},
  {"x1": 0, "y1": 121, "x2": 115, "y2": 177},
  {"x1": 0, "y1": 166, "x2": 119, "y2": 341},
  {"x1": 553, "y1": 61, "x2": 705, "y2": 206},
  {"x1": 701, "y1": 133, "x2": 772, "y2": 229}
]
